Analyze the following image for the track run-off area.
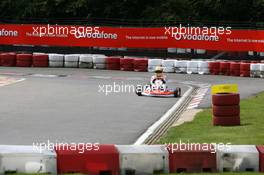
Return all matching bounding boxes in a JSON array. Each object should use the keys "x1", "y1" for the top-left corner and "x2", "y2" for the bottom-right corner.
[{"x1": 0, "y1": 67, "x2": 264, "y2": 145}]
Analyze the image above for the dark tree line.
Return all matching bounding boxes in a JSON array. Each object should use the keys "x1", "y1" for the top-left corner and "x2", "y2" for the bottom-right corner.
[{"x1": 0, "y1": 0, "x2": 263, "y2": 22}]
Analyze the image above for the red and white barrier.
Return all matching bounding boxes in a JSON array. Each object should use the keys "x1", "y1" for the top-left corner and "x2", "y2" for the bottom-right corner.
[
  {"x1": 216, "y1": 145, "x2": 259, "y2": 172},
  {"x1": 168, "y1": 144, "x2": 217, "y2": 173},
  {"x1": 16, "y1": 54, "x2": 33, "y2": 67},
  {"x1": 0, "y1": 144, "x2": 263, "y2": 174},
  {"x1": 0, "y1": 145, "x2": 57, "y2": 174},
  {"x1": 116, "y1": 145, "x2": 169, "y2": 174},
  {"x1": 32, "y1": 54, "x2": 49, "y2": 67},
  {"x1": 55, "y1": 144, "x2": 119, "y2": 175},
  {"x1": 0, "y1": 52, "x2": 263, "y2": 79}
]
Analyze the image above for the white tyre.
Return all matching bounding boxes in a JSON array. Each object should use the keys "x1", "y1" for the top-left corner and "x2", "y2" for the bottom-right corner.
[
  {"x1": 248, "y1": 51, "x2": 254, "y2": 56},
  {"x1": 148, "y1": 59, "x2": 163, "y2": 66},
  {"x1": 148, "y1": 66, "x2": 156, "y2": 72},
  {"x1": 167, "y1": 48, "x2": 177, "y2": 53},
  {"x1": 177, "y1": 48, "x2": 186, "y2": 54},
  {"x1": 48, "y1": 54, "x2": 64, "y2": 62},
  {"x1": 186, "y1": 48, "x2": 192, "y2": 53},
  {"x1": 162, "y1": 60, "x2": 175, "y2": 67},
  {"x1": 198, "y1": 68, "x2": 210, "y2": 75},
  {"x1": 187, "y1": 61, "x2": 199, "y2": 67},
  {"x1": 195, "y1": 49, "x2": 206, "y2": 54},
  {"x1": 117, "y1": 47, "x2": 127, "y2": 51},
  {"x1": 79, "y1": 55, "x2": 93, "y2": 63},
  {"x1": 64, "y1": 62, "x2": 78, "y2": 68},
  {"x1": 198, "y1": 61, "x2": 209, "y2": 68},
  {"x1": 79, "y1": 62, "x2": 93, "y2": 68},
  {"x1": 250, "y1": 64, "x2": 260, "y2": 71},
  {"x1": 64, "y1": 54, "x2": 79, "y2": 62},
  {"x1": 175, "y1": 60, "x2": 187, "y2": 73},
  {"x1": 93, "y1": 55, "x2": 106, "y2": 64},
  {"x1": 93, "y1": 63, "x2": 106, "y2": 69},
  {"x1": 260, "y1": 64, "x2": 264, "y2": 71},
  {"x1": 163, "y1": 66, "x2": 175, "y2": 73},
  {"x1": 49, "y1": 61, "x2": 64, "y2": 67}
]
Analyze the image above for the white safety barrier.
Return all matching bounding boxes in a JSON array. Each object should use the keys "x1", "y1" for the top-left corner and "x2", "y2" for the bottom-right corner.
[
  {"x1": 250, "y1": 64, "x2": 261, "y2": 78},
  {"x1": 64, "y1": 54, "x2": 79, "y2": 68},
  {"x1": 260, "y1": 64, "x2": 264, "y2": 78},
  {"x1": 174, "y1": 60, "x2": 187, "y2": 73},
  {"x1": 167, "y1": 48, "x2": 177, "y2": 53},
  {"x1": 177, "y1": 48, "x2": 186, "y2": 54},
  {"x1": 79, "y1": 54, "x2": 93, "y2": 68},
  {"x1": 116, "y1": 145, "x2": 169, "y2": 175},
  {"x1": 198, "y1": 61, "x2": 210, "y2": 74},
  {"x1": 117, "y1": 48, "x2": 127, "y2": 51},
  {"x1": 248, "y1": 51, "x2": 254, "y2": 56},
  {"x1": 48, "y1": 54, "x2": 64, "y2": 67},
  {"x1": 0, "y1": 145, "x2": 57, "y2": 174},
  {"x1": 216, "y1": 145, "x2": 259, "y2": 172},
  {"x1": 186, "y1": 48, "x2": 192, "y2": 54},
  {"x1": 148, "y1": 59, "x2": 163, "y2": 72},
  {"x1": 92, "y1": 54, "x2": 106, "y2": 69},
  {"x1": 187, "y1": 61, "x2": 199, "y2": 74},
  {"x1": 195, "y1": 49, "x2": 206, "y2": 54},
  {"x1": 162, "y1": 60, "x2": 175, "y2": 73}
]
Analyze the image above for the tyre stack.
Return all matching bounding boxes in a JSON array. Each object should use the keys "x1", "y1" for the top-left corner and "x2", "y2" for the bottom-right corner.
[
  {"x1": 212, "y1": 93, "x2": 240, "y2": 126},
  {"x1": 162, "y1": 60, "x2": 175, "y2": 73},
  {"x1": 79, "y1": 54, "x2": 93, "y2": 68},
  {"x1": 120, "y1": 58, "x2": 134, "y2": 71},
  {"x1": 174, "y1": 60, "x2": 187, "y2": 73},
  {"x1": 148, "y1": 59, "x2": 162, "y2": 72},
  {"x1": 1, "y1": 52, "x2": 16, "y2": 67},
  {"x1": 49, "y1": 54, "x2": 64, "y2": 67},
  {"x1": 133, "y1": 58, "x2": 148, "y2": 72},
  {"x1": 230, "y1": 62, "x2": 241, "y2": 76},
  {"x1": 16, "y1": 54, "x2": 33, "y2": 67},
  {"x1": 219, "y1": 62, "x2": 230, "y2": 75},
  {"x1": 260, "y1": 64, "x2": 264, "y2": 78},
  {"x1": 208, "y1": 62, "x2": 220, "y2": 75},
  {"x1": 106, "y1": 57, "x2": 120, "y2": 70},
  {"x1": 250, "y1": 64, "x2": 261, "y2": 78},
  {"x1": 93, "y1": 55, "x2": 106, "y2": 69},
  {"x1": 32, "y1": 54, "x2": 49, "y2": 67},
  {"x1": 240, "y1": 63, "x2": 251, "y2": 77},
  {"x1": 64, "y1": 54, "x2": 79, "y2": 68},
  {"x1": 187, "y1": 61, "x2": 199, "y2": 74},
  {"x1": 198, "y1": 61, "x2": 209, "y2": 75}
]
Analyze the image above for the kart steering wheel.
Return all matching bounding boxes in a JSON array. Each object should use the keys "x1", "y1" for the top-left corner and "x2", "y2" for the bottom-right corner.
[{"x1": 152, "y1": 78, "x2": 166, "y2": 85}]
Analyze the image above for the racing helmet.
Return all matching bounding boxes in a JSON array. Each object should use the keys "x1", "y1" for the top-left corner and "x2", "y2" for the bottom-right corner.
[{"x1": 155, "y1": 66, "x2": 163, "y2": 73}]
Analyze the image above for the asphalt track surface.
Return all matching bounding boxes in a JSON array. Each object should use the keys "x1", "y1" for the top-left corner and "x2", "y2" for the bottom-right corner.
[{"x1": 0, "y1": 67, "x2": 263, "y2": 145}]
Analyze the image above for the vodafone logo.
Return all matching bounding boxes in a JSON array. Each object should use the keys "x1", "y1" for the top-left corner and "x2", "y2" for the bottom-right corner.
[{"x1": 0, "y1": 28, "x2": 18, "y2": 37}]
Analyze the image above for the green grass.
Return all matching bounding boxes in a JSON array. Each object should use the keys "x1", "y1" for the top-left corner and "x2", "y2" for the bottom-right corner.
[
  {"x1": 165, "y1": 173, "x2": 262, "y2": 175},
  {"x1": 158, "y1": 92, "x2": 264, "y2": 145}
]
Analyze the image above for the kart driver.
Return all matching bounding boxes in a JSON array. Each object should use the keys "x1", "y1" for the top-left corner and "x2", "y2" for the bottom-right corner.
[{"x1": 150, "y1": 66, "x2": 167, "y2": 87}]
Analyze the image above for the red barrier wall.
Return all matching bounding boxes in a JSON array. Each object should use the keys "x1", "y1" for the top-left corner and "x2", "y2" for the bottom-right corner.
[{"x1": 0, "y1": 24, "x2": 264, "y2": 51}]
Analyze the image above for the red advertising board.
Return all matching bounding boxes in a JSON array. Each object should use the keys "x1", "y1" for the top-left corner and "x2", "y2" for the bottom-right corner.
[{"x1": 0, "y1": 24, "x2": 264, "y2": 51}]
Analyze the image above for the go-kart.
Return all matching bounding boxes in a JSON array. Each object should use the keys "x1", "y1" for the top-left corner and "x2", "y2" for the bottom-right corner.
[{"x1": 135, "y1": 78, "x2": 181, "y2": 97}]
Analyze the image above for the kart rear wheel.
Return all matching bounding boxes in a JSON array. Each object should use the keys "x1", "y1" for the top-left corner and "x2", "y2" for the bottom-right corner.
[{"x1": 174, "y1": 88, "x2": 181, "y2": 97}]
